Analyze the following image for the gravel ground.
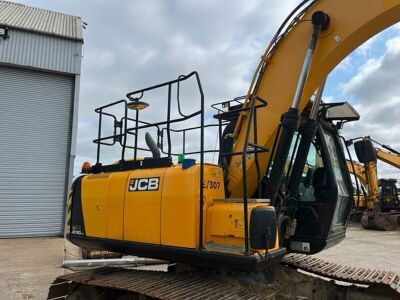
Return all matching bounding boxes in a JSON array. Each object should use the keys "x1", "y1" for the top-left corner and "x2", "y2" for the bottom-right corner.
[
  {"x1": 1, "y1": 224, "x2": 400, "y2": 299},
  {"x1": 314, "y1": 223, "x2": 400, "y2": 274}
]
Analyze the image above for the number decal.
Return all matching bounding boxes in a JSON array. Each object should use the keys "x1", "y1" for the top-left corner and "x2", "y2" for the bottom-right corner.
[{"x1": 203, "y1": 181, "x2": 220, "y2": 189}]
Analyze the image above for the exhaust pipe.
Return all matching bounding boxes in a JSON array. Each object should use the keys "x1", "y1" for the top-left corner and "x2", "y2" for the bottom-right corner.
[{"x1": 63, "y1": 257, "x2": 167, "y2": 268}]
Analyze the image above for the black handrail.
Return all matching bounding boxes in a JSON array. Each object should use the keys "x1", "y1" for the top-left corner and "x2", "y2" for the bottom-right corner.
[
  {"x1": 160, "y1": 123, "x2": 228, "y2": 156},
  {"x1": 92, "y1": 72, "x2": 271, "y2": 257},
  {"x1": 93, "y1": 71, "x2": 206, "y2": 250},
  {"x1": 211, "y1": 95, "x2": 246, "y2": 114},
  {"x1": 126, "y1": 71, "x2": 200, "y2": 99},
  {"x1": 211, "y1": 95, "x2": 268, "y2": 254},
  {"x1": 239, "y1": 96, "x2": 268, "y2": 255},
  {"x1": 93, "y1": 72, "x2": 203, "y2": 164}
]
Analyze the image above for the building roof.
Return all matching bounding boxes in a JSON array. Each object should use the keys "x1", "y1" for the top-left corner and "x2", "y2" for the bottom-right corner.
[{"x1": 0, "y1": 0, "x2": 83, "y2": 41}]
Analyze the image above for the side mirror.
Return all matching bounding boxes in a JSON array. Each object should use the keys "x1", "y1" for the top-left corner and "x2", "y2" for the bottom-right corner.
[{"x1": 354, "y1": 139, "x2": 376, "y2": 163}]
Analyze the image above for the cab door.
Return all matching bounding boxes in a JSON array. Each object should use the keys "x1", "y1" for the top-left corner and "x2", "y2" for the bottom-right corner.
[{"x1": 288, "y1": 124, "x2": 352, "y2": 254}]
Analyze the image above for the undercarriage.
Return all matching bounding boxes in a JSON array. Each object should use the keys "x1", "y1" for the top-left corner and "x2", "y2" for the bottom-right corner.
[{"x1": 48, "y1": 253, "x2": 400, "y2": 300}]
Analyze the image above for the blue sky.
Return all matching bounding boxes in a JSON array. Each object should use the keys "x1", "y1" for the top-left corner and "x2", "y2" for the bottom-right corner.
[{"x1": 13, "y1": 0, "x2": 400, "y2": 182}]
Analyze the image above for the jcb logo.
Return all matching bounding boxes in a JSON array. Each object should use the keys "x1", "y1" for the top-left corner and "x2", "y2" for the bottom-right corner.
[{"x1": 129, "y1": 177, "x2": 159, "y2": 191}]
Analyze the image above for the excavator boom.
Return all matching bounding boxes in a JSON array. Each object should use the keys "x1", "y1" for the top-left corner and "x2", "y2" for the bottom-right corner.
[
  {"x1": 376, "y1": 148, "x2": 400, "y2": 169},
  {"x1": 347, "y1": 160, "x2": 368, "y2": 187},
  {"x1": 228, "y1": 0, "x2": 400, "y2": 198}
]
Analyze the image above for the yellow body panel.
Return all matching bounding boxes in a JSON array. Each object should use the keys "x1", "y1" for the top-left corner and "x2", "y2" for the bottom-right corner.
[
  {"x1": 124, "y1": 168, "x2": 167, "y2": 244},
  {"x1": 161, "y1": 164, "x2": 224, "y2": 248},
  {"x1": 80, "y1": 163, "x2": 279, "y2": 253},
  {"x1": 107, "y1": 172, "x2": 130, "y2": 239},
  {"x1": 81, "y1": 174, "x2": 112, "y2": 238},
  {"x1": 81, "y1": 164, "x2": 226, "y2": 248},
  {"x1": 206, "y1": 202, "x2": 263, "y2": 247}
]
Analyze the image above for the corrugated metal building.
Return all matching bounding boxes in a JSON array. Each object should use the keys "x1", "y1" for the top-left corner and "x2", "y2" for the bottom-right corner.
[{"x1": 0, "y1": 1, "x2": 83, "y2": 237}]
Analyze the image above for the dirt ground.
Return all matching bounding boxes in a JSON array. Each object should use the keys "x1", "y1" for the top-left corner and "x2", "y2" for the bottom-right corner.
[
  {"x1": 1, "y1": 224, "x2": 400, "y2": 299},
  {"x1": 0, "y1": 237, "x2": 74, "y2": 300}
]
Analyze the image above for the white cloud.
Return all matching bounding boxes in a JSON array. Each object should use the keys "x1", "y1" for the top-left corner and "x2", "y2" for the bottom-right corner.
[
  {"x1": 343, "y1": 35, "x2": 400, "y2": 103},
  {"x1": 342, "y1": 58, "x2": 381, "y2": 97},
  {"x1": 340, "y1": 34, "x2": 400, "y2": 181},
  {"x1": 15, "y1": 0, "x2": 295, "y2": 175},
  {"x1": 386, "y1": 36, "x2": 400, "y2": 55},
  {"x1": 15, "y1": 1, "x2": 400, "y2": 185}
]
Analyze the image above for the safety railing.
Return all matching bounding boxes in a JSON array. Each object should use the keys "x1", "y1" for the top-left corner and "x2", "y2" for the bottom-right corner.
[
  {"x1": 212, "y1": 95, "x2": 268, "y2": 254},
  {"x1": 91, "y1": 71, "x2": 268, "y2": 255}
]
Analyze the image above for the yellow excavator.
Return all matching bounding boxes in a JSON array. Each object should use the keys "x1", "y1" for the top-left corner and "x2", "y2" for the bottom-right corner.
[
  {"x1": 346, "y1": 136, "x2": 400, "y2": 230},
  {"x1": 346, "y1": 159, "x2": 368, "y2": 218},
  {"x1": 48, "y1": 1, "x2": 400, "y2": 299}
]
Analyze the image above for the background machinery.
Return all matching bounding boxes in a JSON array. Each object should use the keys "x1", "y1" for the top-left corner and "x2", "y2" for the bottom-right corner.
[
  {"x1": 347, "y1": 136, "x2": 400, "y2": 230},
  {"x1": 346, "y1": 159, "x2": 368, "y2": 219},
  {"x1": 49, "y1": 0, "x2": 400, "y2": 299}
]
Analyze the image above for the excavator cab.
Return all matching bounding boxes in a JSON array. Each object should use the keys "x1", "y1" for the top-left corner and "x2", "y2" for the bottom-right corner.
[
  {"x1": 216, "y1": 100, "x2": 356, "y2": 254},
  {"x1": 217, "y1": 99, "x2": 357, "y2": 255},
  {"x1": 288, "y1": 126, "x2": 351, "y2": 253},
  {"x1": 379, "y1": 179, "x2": 400, "y2": 212},
  {"x1": 285, "y1": 103, "x2": 357, "y2": 253}
]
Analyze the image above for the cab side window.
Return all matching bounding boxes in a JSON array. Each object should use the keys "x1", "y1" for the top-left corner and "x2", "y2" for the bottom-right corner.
[{"x1": 298, "y1": 142, "x2": 323, "y2": 202}]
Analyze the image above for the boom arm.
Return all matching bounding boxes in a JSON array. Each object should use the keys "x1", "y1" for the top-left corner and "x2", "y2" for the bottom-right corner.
[
  {"x1": 365, "y1": 145, "x2": 400, "y2": 208},
  {"x1": 347, "y1": 160, "x2": 368, "y2": 187},
  {"x1": 376, "y1": 148, "x2": 400, "y2": 169},
  {"x1": 228, "y1": 0, "x2": 400, "y2": 197},
  {"x1": 347, "y1": 159, "x2": 379, "y2": 208},
  {"x1": 364, "y1": 161, "x2": 380, "y2": 209}
]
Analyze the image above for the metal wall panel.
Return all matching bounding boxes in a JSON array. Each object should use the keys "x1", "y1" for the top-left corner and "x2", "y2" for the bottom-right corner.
[
  {"x1": 0, "y1": 65, "x2": 73, "y2": 237},
  {"x1": 0, "y1": 0, "x2": 83, "y2": 41},
  {"x1": 0, "y1": 28, "x2": 82, "y2": 74}
]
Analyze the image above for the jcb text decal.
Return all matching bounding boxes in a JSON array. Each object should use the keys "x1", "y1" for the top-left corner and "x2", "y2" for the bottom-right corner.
[{"x1": 129, "y1": 177, "x2": 160, "y2": 191}]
